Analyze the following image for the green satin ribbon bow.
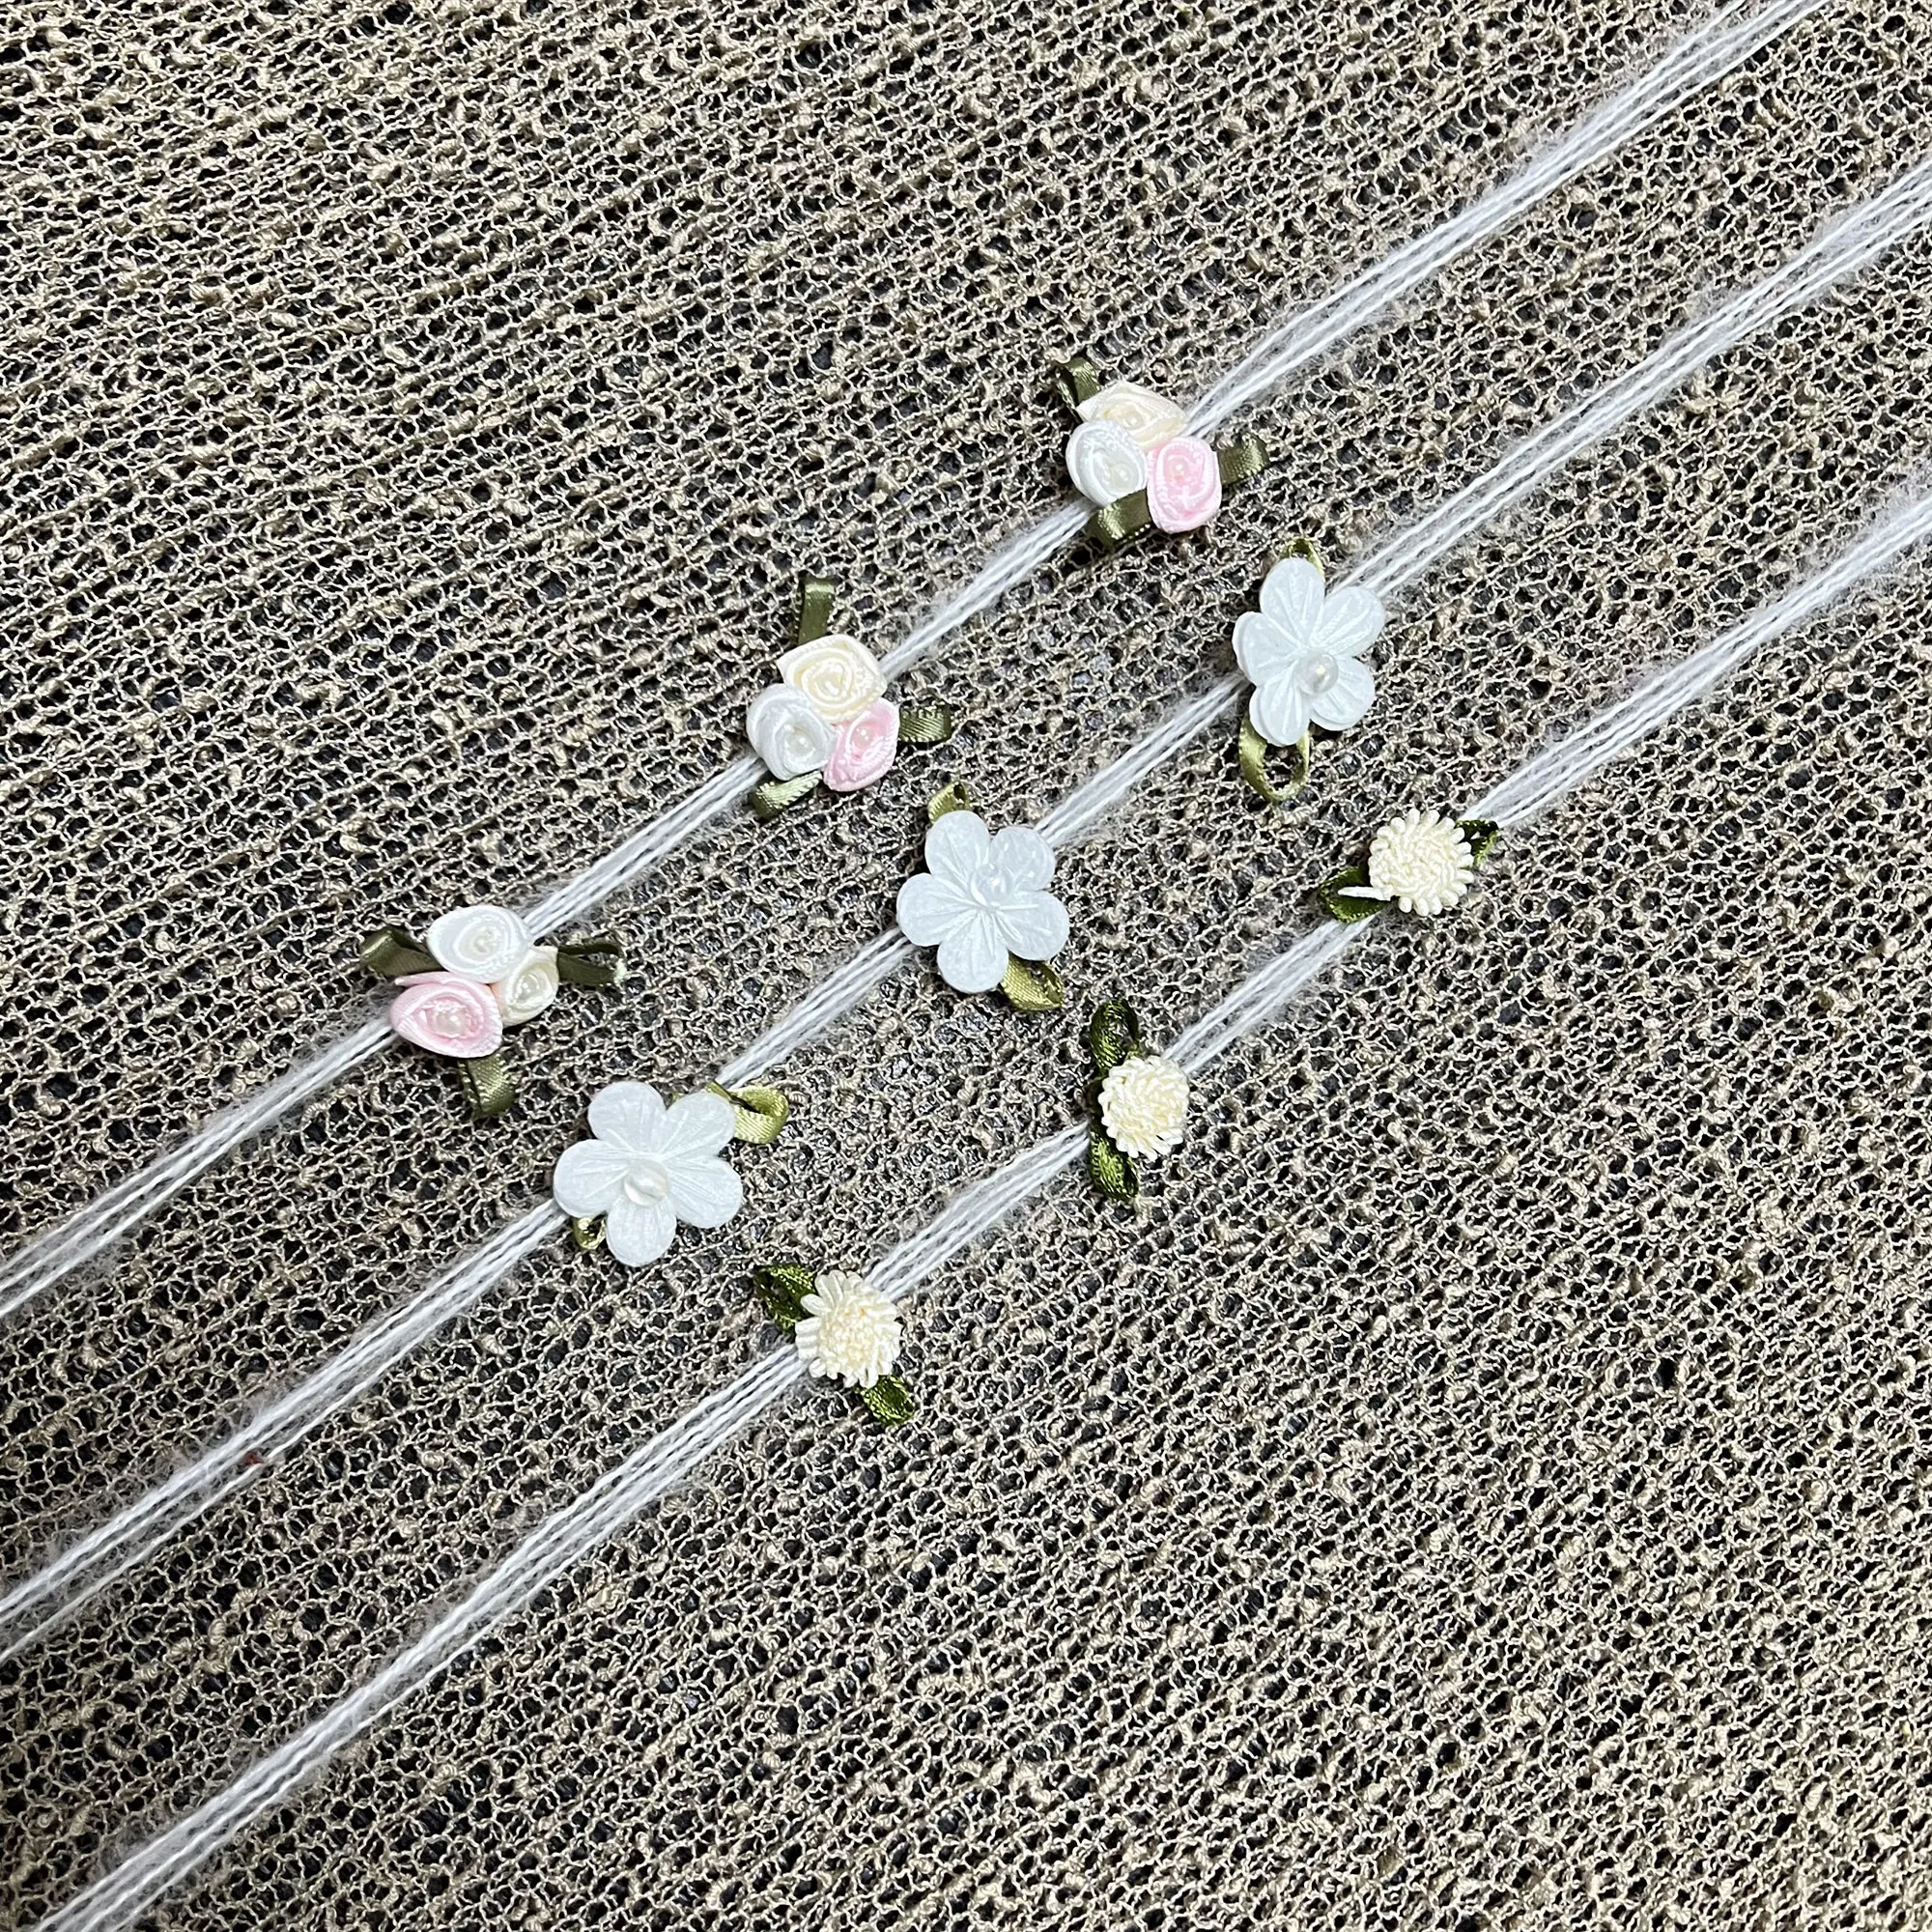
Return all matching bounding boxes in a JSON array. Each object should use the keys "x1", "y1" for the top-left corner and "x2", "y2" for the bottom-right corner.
[
  {"x1": 750, "y1": 575, "x2": 960, "y2": 822},
  {"x1": 359, "y1": 922, "x2": 629, "y2": 1122},
  {"x1": 750, "y1": 1264, "x2": 916, "y2": 1426},
  {"x1": 1086, "y1": 995, "x2": 1146, "y2": 1202}
]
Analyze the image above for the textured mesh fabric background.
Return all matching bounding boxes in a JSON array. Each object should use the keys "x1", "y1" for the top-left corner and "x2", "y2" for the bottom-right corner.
[{"x1": 5, "y1": 0, "x2": 1932, "y2": 1921}]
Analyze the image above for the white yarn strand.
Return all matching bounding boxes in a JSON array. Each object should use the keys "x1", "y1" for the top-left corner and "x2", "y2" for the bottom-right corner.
[
  {"x1": 0, "y1": 0, "x2": 1822, "y2": 1320},
  {"x1": 16, "y1": 159, "x2": 1930, "y2": 1666},
  {"x1": 1186, "y1": 0, "x2": 1828, "y2": 435},
  {"x1": 0, "y1": 1205, "x2": 562, "y2": 1664},
  {"x1": 35, "y1": 493, "x2": 1930, "y2": 1932}
]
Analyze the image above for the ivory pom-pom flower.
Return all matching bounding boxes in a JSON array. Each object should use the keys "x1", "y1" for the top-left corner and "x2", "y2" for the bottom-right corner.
[
  {"x1": 895, "y1": 810, "x2": 1068, "y2": 994},
  {"x1": 552, "y1": 1082, "x2": 743, "y2": 1266},
  {"x1": 1364, "y1": 808, "x2": 1475, "y2": 916},
  {"x1": 1234, "y1": 556, "x2": 1384, "y2": 748},
  {"x1": 1098, "y1": 1055, "x2": 1190, "y2": 1161},
  {"x1": 794, "y1": 1270, "x2": 901, "y2": 1389}
]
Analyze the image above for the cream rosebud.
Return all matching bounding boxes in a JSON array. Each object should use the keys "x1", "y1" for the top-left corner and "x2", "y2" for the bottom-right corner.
[
  {"x1": 775, "y1": 632, "x2": 887, "y2": 724},
  {"x1": 492, "y1": 946, "x2": 560, "y2": 1026}
]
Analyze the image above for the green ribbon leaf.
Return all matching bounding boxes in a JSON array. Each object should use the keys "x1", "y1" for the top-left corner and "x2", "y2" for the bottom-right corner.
[
  {"x1": 1217, "y1": 434, "x2": 1269, "y2": 490},
  {"x1": 554, "y1": 936, "x2": 627, "y2": 988},
  {"x1": 1237, "y1": 718, "x2": 1311, "y2": 805},
  {"x1": 861, "y1": 1375, "x2": 916, "y2": 1427},
  {"x1": 927, "y1": 779, "x2": 973, "y2": 823},
  {"x1": 1001, "y1": 954, "x2": 1065, "y2": 1012},
  {"x1": 752, "y1": 1263, "x2": 816, "y2": 1333},
  {"x1": 1279, "y1": 533, "x2": 1324, "y2": 581},
  {"x1": 707, "y1": 1082, "x2": 789, "y2": 1146},
  {"x1": 568, "y1": 1216, "x2": 606, "y2": 1253},
  {"x1": 359, "y1": 926, "x2": 438, "y2": 979},
  {"x1": 458, "y1": 1051, "x2": 517, "y2": 1120},
  {"x1": 796, "y1": 573, "x2": 836, "y2": 645},
  {"x1": 1088, "y1": 997, "x2": 1143, "y2": 1077},
  {"x1": 1052, "y1": 353, "x2": 1102, "y2": 414},
  {"x1": 1089, "y1": 1127, "x2": 1139, "y2": 1202},
  {"x1": 752, "y1": 770, "x2": 823, "y2": 822},
  {"x1": 896, "y1": 702, "x2": 956, "y2": 747},
  {"x1": 1316, "y1": 863, "x2": 1387, "y2": 925},
  {"x1": 1460, "y1": 818, "x2": 1501, "y2": 867},
  {"x1": 1087, "y1": 490, "x2": 1151, "y2": 554}
]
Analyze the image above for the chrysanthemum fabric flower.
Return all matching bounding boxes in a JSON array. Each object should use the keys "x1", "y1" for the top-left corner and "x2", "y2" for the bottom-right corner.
[
  {"x1": 552, "y1": 1082, "x2": 742, "y2": 1266},
  {"x1": 895, "y1": 810, "x2": 1068, "y2": 994},
  {"x1": 1098, "y1": 1055, "x2": 1190, "y2": 1160},
  {"x1": 794, "y1": 1270, "x2": 901, "y2": 1389},
  {"x1": 1234, "y1": 556, "x2": 1385, "y2": 747},
  {"x1": 1363, "y1": 808, "x2": 1475, "y2": 915}
]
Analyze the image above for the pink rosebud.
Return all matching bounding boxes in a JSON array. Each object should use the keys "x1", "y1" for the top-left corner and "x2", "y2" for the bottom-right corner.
[
  {"x1": 1143, "y1": 435, "x2": 1223, "y2": 534},
  {"x1": 388, "y1": 972, "x2": 504, "y2": 1060},
  {"x1": 821, "y1": 697, "x2": 900, "y2": 793}
]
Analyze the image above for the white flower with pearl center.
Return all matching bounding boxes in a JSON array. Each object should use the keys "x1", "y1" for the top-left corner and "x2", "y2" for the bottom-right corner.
[
  {"x1": 552, "y1": 1082, "x2": 743, "y2": 1266},
  {"x1": 426, "y1": 903, "x2": 535, "y2": 982},
  {"x1": 1363, "y1": 809, "x2": 1475, "y2": 916},
  {"x1": 794, "y1": 1270, "x2": 901, "y2": 1389},
  {"x1": 895, "y1": 810, "x2": 1068, "y2": 995},
  {"x1": 1098, "y1": 1055, "x2": 1190, "y2": 1161},
  {"x1": 1233, "y1": 556, "x2": 1384, "y2": 748}
]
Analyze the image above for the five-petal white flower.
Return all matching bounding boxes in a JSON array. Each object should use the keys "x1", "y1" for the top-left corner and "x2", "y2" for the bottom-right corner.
[
  {"x1": 1233, "y1": 556, "x2": 1385, "y2": 748},
  {"x1": 895, "y1": 810, "x2": 1068, "y2": 995},
  {"x1": 552, "y1": 1082, "x2": 743, "y2": 1266}
]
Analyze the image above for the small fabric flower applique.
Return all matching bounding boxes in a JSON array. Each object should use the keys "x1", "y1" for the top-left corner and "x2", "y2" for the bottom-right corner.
[
  {"x1": 361, "y1": 907, "x2": 625, "y2": 1120},
  {"x1": 895, "y1": 788, "x2": 1069, "y2": 1011},
  {"x1": 1234, "y1": 539, "x2": 1386, "y2": 802},
  {"x1": 1054, "y1": 355, "x2": 1268, "y2": 554},
  {"x1": 745, "y1": 575, "x2": 955, "y2": 820},
  {"x1": 553, "y1": 1079, "x2": 787, "y2": 1264},
  {"x1": 1084, "y1": 996, "x2": 1189, "y2": 1201},
  {"x1": 1318, "y1": 809, "x2": 1500, "y2": 923},
  {"x1": 752, "y1": 1263, "x2": 914, "y2": 1426}
]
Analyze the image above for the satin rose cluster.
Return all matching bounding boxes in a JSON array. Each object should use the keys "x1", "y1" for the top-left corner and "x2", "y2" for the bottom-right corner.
[
  {"x1": 746, "y1": 632, "x2": 899, "y2": 793},
  {"x1": 1065, "y1": 379, "x2": 1224, "y2": 534},
  {"x1": 386, "y1": 905, "x2": 559, "y2": 1061}
]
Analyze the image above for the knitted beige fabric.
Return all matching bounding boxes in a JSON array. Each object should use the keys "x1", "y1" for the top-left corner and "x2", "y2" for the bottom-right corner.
[{"x1": 5, "y1": 0, "x2": 1932, "y2": 1921}]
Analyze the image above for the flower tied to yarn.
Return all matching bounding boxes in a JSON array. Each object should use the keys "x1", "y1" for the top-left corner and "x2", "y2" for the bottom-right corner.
[
  {"x1": 1085, "y1": 996, "x2": 1190, "y2": 1201},
  {"x1": 752, "y1": 1264, "x2": 915, "y2": 1426},
  {"x1": 1318, "y1": 811, "x2": 1500, "y2": 923},
  {"x1": 1234, "y1": 535, "x2": 1382, "y2": 805},
  {"x1": 1053, "y1": 354, "x2": 1268, "y2": 555},
  {"x1": 748, "y1": 575, "x2": 956, "y2": 820},
  {"x1": 360, "y1": 907, "x2": 628, "y2": 1121}
]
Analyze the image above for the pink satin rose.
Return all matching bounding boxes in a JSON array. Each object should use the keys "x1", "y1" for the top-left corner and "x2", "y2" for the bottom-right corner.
[
  {"x1": 1144, "y1": 435, "x2": 1223, "y2": 534},
  {"x1": 388, "y1": 972, "x2": 504, "y2": 1060},
  {"x1": 821, "y1": 697, "x2": 900, "y2": 793}
]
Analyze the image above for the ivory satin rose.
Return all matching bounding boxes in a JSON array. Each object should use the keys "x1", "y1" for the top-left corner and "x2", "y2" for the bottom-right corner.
[{"x1": 776, "y1": 633, "x2": 887, "y2": 724}]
